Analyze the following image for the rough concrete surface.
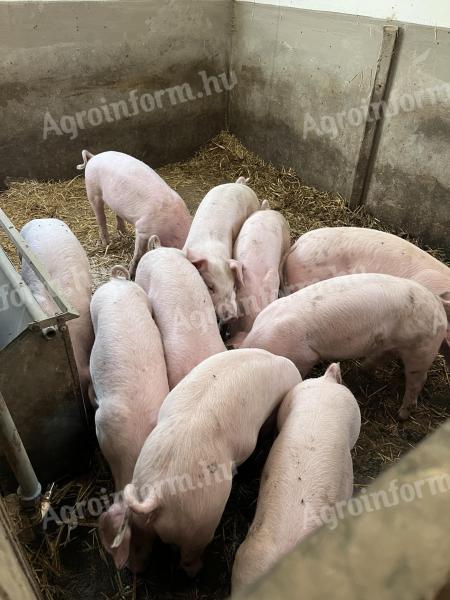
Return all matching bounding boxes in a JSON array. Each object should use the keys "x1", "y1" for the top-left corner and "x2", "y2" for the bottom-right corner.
[
  {"x1": 0, "y1": 0, "x2": 231, "y2": 186},
  {"x1": 2, "y1": 0, "x2": 450, "y2": 250},
  {"x1": 230, "y1": 2, "x2": 382, "y2": 199},
  {"x1": 365, "y1": 24, "x2": 450, "y2": 251},
  {"x1": 230, "y1": 2, "x2": 450, "y2": 252}
]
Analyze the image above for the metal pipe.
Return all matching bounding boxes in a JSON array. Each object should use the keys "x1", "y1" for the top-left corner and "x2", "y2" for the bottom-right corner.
[
  {"x1": 41, "y1": 326, "x2": 58, "y2": 340},
  {"x1": 0, "y1": 391, "x2": 41, "y2": 504},
  {"x1": 0, "y1": 208, "x2": 78, "y2": 318},
  {"x1": 0, "y1": 249, "x2": 50, "y2": 326}
]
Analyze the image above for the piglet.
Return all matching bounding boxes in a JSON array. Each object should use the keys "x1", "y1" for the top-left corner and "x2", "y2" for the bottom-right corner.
[
  {"x1": 282, "y1": 226, "x2": 450, "y2": 360},
  {"x1": 90, "y1": 267, "x2": 169, "y2": 491},
  {"x1": 99, "y1": 349, "x2": 301, "y2": 574},
  {"x1": 232, "y1": 363, "x2": 360, "y2": 592},
  {"x1": 135, "y1": 236, "x2": 226, "y2": 388},
  {"x1": 183, "y1": 178, "x2": 261, "y2": 322},
  {"x1": 228, "y1": 208, "x2": 290, "y2": 346},
  {"x1": 241, "y1": 273, "x2": 450, "y2": 419},
  {"x1": 77, "y1": 150, "x2": 191, "y2": 278},
  {"x1": 20, "y1": 218, "x2": 94, "y2": 402},
  {"x1": 283, "y1": 227, "x2": 450, "y2": 296}
]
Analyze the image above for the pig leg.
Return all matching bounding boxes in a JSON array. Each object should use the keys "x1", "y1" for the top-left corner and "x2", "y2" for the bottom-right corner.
[
  {"x1": 179, "y1": 534, "x2": 212, "y2": 577},
  {"x1": 178, "y1": 511, "x2": 223, "y2": 577},
  {"x1": 116, "y1": 216, "x2": 127, "y2": 236},
  {"x1": 294, "y1": 345, "x2": 320, "y2": 378},
  {"x1": 180, "y1": 548, "x2": 204, "y2": 578},
  {"x1": 440, "y1": 340, "x2": 450, "y2": 367},
  {"x1": 338, "y1": 453, "x2": 354, "y2": 500},
  {"x1": 398, "y1": 349, "x2": 435, "y2": 420},
  {"x1": 87, "y1": 382, "x2": 97, "y2": 408},
  {"x1": 86, "y1": 180, "x2": 110, "y2": 245},
  {"x1": 361, "y1": 350, "x2": 395, "y2": 373},
  {"x1": 129, "y1": 232, "x2": 149, "y2": 280},
  {"x1": 92, "y1": 198, "x2": 110, "y2": 246}
]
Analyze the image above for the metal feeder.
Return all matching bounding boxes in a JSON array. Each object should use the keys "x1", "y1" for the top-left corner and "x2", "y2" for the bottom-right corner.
[{"x1": 0, "y1": 209, "x2": 92, "y2": 494}]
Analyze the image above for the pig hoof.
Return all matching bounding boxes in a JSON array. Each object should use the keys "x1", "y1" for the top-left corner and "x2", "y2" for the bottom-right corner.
[
  {"x1": 398, "y1": 407, "x2": 411, "y2": 421},
  {"x1": 181, "y1": 559, "x2": 203, "y2": 578}
]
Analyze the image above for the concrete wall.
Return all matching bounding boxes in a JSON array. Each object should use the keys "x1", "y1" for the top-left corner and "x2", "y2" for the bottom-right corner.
[
  {"x1": 3, "y1": 0, "x2": 450, "y2": 250},
  {"x1": 230, "y1": 3, "x2": 383, "y2": 199},
  {"x1": 0, "y1": 0, "x2": 231, "y2": 186},
  {"x1": 238, "y1": 0, "x2": 450, "y2": 28},
  {"x1": 365, "y1": 28, "x2": 450, "y2": 249},
  {"x1": 230, "y1": 2, "x2": 450, "y2": 251}
]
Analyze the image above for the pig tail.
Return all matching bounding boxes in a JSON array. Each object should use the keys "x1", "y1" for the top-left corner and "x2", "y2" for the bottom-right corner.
[{"x1": 110, "y1": 265, "x2": 130, "y2": 280}]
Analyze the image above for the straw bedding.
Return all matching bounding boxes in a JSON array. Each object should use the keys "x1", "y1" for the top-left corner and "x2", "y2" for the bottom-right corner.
[{"x1": 1, "y1": 132, "x2": 449, "y2": 599}]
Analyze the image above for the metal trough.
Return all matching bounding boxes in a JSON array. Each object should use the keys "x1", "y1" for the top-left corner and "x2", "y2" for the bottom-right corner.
[{"x1": 0, "y1": 209, "x2": 92, "y2": 493}]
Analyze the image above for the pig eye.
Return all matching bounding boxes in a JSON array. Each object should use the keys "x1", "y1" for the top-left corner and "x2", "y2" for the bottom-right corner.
[{"x1": 207, "y1": 284, "x2": 215, "y2": 293}]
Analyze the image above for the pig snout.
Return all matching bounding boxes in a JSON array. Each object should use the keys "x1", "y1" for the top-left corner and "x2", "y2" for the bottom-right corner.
[
  {"x1": 215, "y1": 280, "x2": 240, "y2": 323},
  {"x1": 217, "y1": 299, "x2": 238, "y2": 323},
  {"x1": 99, "y1": 503, "x2": 154, "y2": 574},
  {"x1": 125, "y1": 526, "x2": 154, "y2": 574}
]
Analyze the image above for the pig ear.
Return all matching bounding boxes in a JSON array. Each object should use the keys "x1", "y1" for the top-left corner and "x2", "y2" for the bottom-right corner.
[
  {"x1": 229, "y1": 259, "x2": 245, "y2": 287},
  {"x1": 185, "y1": 250, "x2": 209, "y2": 273},
  {"x1": 260, "y1": 199, "x2": 270, "y2": 210},
  {"x1": 191, "y1": 257, "x2": 209, "y2": 272},
  {"x1": 124, "y1": 484, "x2": 159, "y2": 521},
  {"x1": 324, "y1": 363, "x2": 342, "y2": 384},
  {"x1": 98, "y1": 506, "x2": 131, "y2": 570},
  {"x1": 193, "y1": 258, "x2": 208, "y2": 272}
]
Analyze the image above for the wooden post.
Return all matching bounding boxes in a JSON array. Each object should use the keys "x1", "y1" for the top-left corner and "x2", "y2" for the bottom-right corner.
[
  {"x1": 349, "y1": 25, "x2": 399, "y2": 210},
  {"x1": 0, "y1": 498, "x2": 42, "y2": 599}
]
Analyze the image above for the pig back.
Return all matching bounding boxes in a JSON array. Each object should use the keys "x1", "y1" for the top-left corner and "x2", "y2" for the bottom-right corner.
[
  {"x1": 185, "y1": 183, "x2": 260, "y2": 248},
  {"x1": 90, "y1": 278, "x2": 169, "y2": 400},
  {"x1": 284, "y1": 226, "x2": 450, "y2": 295},
  {"x1": 156, "y1": 349, "x2": 301, "y2": 462},
  {"x1": 135, "y1": 247, "x2": 226, "y2": 387}
]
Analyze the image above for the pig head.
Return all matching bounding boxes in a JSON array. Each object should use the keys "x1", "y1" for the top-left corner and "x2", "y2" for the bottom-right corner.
[{"x1": 185, "y1": 248, "x2": 244, "y2": 323}]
